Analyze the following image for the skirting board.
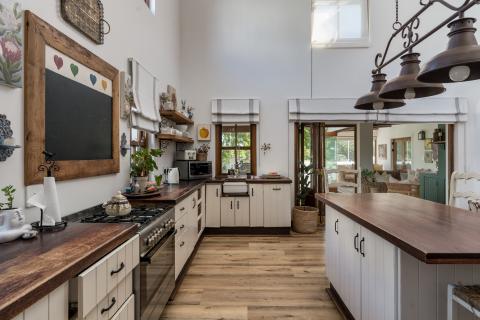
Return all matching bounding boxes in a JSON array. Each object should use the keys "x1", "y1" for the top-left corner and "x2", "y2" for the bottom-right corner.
[
  {"x1": 326, "y1": 283, "x2": 354, "y2": 320},
  {"x1": 204, "y1": 227, "x2": 291, "y2": 235}
]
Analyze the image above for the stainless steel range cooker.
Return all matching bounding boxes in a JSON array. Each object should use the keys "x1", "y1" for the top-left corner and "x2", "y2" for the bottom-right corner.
[{"x1": 77, "y1": 203, "x2": 176, "y2": 320}]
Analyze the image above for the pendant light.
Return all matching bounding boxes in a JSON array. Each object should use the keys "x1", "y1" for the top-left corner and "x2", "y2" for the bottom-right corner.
[
  {"x1": 354, "y1": 73, "x2": 406, "y2": 110},
  {"x1": 417, "y1": 16, "x2": 480, "y2": 83},
  {"x1": 379, "y1": 52, "x2": 446, "y2": 99}
]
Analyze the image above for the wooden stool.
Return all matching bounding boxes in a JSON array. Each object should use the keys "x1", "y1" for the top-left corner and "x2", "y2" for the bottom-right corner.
[{"x1": 448, "y1": 284, "x2": 480, "y2": 319}]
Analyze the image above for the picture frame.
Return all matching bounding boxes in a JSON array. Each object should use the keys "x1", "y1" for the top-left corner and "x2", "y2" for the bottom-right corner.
[
  {"x1": 24, "y1": 11, "x2": 119, "y2": 185},
  {"x1": 197, "y1": 124, "x2": 211, "y2": 141}
]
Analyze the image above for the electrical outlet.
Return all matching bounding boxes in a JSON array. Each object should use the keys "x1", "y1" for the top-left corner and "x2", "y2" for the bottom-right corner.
[{"x1": 25, "y1": 184, "x2": 43, "y2": 208}]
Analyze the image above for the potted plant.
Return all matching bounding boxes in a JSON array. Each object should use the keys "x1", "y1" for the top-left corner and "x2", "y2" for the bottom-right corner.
[
  {"x1": 196, "y1": 143, "x2": 210, "y2": 161},
  {"x1": 292, "y1": 164, "x2": 319, "y2": 234},
  {"x1": 0, "y1": 185, "x2": 24, "y2": 230},
  {"x1": 131, "y1": 148, "x2": 162, "y2": 193},
  {"x1": 361, "y1": 168, "x2": 378, "y2": 193}
]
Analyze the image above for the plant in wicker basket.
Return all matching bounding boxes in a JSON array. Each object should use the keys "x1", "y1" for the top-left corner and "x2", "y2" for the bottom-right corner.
[{"x1": 293, "y1": 163, "x2": 319, "y2": 234}]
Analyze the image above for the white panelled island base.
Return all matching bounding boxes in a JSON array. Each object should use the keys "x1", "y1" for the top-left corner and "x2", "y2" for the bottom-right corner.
[{"x1": 319, "y1": 193, "x2": 480, "y2": 320}]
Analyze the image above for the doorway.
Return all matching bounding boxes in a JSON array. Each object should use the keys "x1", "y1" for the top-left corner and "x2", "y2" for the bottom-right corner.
[
  {"x1": 391, "y1": 137, "x2": 412, "y2": 171},
  {"x1": 294, "y1": 123, "x2": 357, "y2": 207}
]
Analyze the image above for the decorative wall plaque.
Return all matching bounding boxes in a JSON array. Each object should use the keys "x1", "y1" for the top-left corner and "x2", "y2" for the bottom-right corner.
[
  {"x1": 0, "y1": 114, "x2": 21, "y2": 162},
  {"x1": 60, "y1": 0, "x2": 110, "y2": 44}
]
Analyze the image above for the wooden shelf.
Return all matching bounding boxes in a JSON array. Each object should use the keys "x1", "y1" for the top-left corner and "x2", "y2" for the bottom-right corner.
[
  {"x1": 160, "y1": 110, "x2": 194, "y2": 125},
  {"x1": 157, "y1": 133, "x2": 194, "y2": 143}
]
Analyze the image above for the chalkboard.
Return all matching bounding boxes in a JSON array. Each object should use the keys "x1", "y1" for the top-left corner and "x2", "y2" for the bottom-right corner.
[{"x1": 45, "y1": 69, "x2": 113, "y2": 160}]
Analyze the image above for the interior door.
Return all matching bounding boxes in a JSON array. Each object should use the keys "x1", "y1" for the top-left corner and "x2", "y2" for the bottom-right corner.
[{"x1": 392, "y1": 137, "x2": 412, "y2": 171}]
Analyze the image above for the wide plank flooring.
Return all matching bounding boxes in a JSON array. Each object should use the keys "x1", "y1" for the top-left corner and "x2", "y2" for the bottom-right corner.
[{"x1": 161, "y1": 230, "x2": 342, "y2": 320}]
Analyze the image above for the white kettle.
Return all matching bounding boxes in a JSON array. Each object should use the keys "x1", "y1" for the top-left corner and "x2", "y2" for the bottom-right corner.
[{"x1": 165, "y1": 168, "x2": 180, "y2": 184}]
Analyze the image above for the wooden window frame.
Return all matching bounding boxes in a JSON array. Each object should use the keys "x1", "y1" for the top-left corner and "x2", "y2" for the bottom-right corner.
[{"x1": 215, "y1": 124, "x2": 257, "y2": 177}]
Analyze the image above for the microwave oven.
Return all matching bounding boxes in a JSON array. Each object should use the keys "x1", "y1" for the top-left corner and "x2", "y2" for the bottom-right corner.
[{"x1": 175, "y1": 160, "x2": 212, "y2": 180}]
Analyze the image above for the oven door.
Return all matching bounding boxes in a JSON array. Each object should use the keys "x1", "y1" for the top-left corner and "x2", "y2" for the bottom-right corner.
[{"x1": 140, "y1": 229, "x2": 175, "y2": 320}]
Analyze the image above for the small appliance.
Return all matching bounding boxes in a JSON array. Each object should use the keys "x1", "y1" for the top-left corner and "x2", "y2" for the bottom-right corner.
[
  {"x1": 176, "y1": 150, "x2": 196, "y2": 161},
  {"x1": 164, "y1": 168, "x2": 180, "y2": 184},
  {"x1": 175, "y1": 160, "x2": 212, "y2": 180}
]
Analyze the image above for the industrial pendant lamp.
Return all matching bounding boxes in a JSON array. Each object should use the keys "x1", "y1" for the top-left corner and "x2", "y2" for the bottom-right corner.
[
  {"x1": 418, "y1": 16, "x2": 480, "y2": 83},
  {"x1": 379, "y1": 52, "x2": 446, "y2": 99},
  {"x1": 354, "y1": 73, "x2": 405, "y2": 110}
]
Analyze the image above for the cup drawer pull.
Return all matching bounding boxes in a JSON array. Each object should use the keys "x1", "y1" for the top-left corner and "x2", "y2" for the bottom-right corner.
[
  {"x1": 101, "y1": 297, "x2": 116, "y2": 314},
  {"x1": 180, "y1": 241, "x2": 185, "y2": 247},
  {"x1": 110, "y1": 262, "x2": 125, "y2": 276}
]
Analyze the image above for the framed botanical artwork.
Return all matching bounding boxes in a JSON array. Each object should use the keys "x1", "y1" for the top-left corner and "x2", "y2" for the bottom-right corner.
[
  {"x1": 197, "y1": 124, "x2": 211, "y2": 141},
  {"x1": 24, "y1": 11, "x2": 119, "y2": 185},
  {"x1": 0, "y1": 1, "x2": 23, "y2": 88},
  {"x1": 378, "y1": 144, "x2": 387, "y2": 160}
]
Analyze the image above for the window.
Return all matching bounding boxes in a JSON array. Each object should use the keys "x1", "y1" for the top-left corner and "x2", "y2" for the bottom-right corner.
[
  {"x1": 215, "y1": 124, "x2": 257, "y2": 176},
  {"x1": 312, "y1": 0, "x2": 370, "y2": 47}
]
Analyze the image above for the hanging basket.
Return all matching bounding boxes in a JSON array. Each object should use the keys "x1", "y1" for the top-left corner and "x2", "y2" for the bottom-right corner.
[{"x1": 292, "y1": 206, "x2": 319, "y2": 234}]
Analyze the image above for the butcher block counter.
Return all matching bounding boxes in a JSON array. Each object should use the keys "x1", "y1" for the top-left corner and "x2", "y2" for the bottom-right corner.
[
  {"x1": 0, "y1": 223, "x2": 138, "y2": 320},
  {"x1": 316, "y1": 192, "x2": 480, "y2": 320}
]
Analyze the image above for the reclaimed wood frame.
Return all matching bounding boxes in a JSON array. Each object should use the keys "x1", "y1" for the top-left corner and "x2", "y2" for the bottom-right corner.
[{"x1": 24, "y1": 11, "x2": 119, "y2": 185}]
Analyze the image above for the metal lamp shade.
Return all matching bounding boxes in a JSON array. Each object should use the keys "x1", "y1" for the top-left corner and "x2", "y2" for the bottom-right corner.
[
  {"x1": 354, "y1": 73, "x2": 406, "y2": 110},
  {"x1": 379, "y1": 53, "x2": 445, "y2": 99},
  {"x1": 418, "y1": 17, "x2": 480, "y2": 83}
]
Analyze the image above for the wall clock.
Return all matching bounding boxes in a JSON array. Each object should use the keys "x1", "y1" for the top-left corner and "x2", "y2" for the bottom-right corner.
[{"x1": 60, "y1": 0, "x2": 110, "y2": 44}]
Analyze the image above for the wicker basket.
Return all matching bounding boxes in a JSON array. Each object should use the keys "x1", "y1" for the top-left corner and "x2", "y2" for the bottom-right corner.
[{"x1": 292, "y1": 206, "x2": 319, "y2": 234}]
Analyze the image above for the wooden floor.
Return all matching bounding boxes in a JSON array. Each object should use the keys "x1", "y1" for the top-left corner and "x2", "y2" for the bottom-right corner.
[{"x1": 161, "y1": 229, "x2": 343, "y2": 320}]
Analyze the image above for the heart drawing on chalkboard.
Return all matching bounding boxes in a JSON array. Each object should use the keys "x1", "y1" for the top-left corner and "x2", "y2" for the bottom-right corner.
[
  {"x1": 101, "y1": 80, "x2": 108, "y2": 91},
  {"x1": 54, "y1": 55, "x2": 63, "y2": 70},
  {"x1": 70, "y1": 64, "x2": 79, "y2": 77},
  {"x1": 90, "y1": 74, "x2": 97, "y2": 86}
]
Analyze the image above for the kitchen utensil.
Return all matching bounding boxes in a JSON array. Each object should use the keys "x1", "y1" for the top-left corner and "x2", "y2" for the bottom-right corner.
[{"x1": 103, "y1": 192, "x2": 132, "y2": 216}]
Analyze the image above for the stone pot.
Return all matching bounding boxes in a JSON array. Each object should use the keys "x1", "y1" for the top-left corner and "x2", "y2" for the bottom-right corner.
[{"x1": 292, "y1": 206, "x2": 319, "y2": 234}]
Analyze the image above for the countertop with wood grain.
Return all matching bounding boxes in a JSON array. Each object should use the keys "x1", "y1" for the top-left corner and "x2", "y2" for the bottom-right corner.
[
  {"x1": 0, "y1": 223, "x2": 138, "y2": 320},
  {"x1": 316, "y1": 193, "x2": 480, "y2": 264},
  {"x1": 130, "y1": 177, "x2": 293, "y2": 205}
]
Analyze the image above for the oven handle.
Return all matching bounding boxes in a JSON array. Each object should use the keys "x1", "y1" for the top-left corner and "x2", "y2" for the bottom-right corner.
[{"x1": 141, "y1": 229, "x2": 177, "y2": 264}]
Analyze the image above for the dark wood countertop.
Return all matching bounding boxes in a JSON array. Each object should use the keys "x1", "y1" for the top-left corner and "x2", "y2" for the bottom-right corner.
[
  {"x1": 131, "y1": 180, "x2": 206, "y2": 204},
  {"x1": 316, "y1": 193, "x2": 480, "y2": 264},
  {"x1": 0, "y1": 223, "x2": 138, "y2": 320},
  {"x1": 207, "y1": 176, "x2": 293, "y2": 184},
  {"x1": 131, "y1": 177, "x2": 293, "y2": 205}
]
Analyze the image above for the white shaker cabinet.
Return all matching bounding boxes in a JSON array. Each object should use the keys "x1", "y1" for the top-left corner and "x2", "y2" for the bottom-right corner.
[
  {"x1": 325, "y1": 206, "x2": 397, "y2": 320},
  {"x1": 206, "y1": 184, "x2": 221, "y2": 227},
  {"x1": 263, "y1": 184, "x2": 291, "y2": 227},
  {"x1": 220, "y1": 197, "x2": 249, "y2": 227},
  {"x1": 249, "y1": 184, "x2": 264, "y2": 227},
  {"x1": 21, "y1": 281, "x2": 68, "y2": 320}
]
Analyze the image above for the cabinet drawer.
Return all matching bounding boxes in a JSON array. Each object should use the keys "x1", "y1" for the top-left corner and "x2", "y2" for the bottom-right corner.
[
  {"x1": 84, "y1": 273, "x2": 133, "y2": 320},
  {"x1": 77, "y1": 235, "x2": 139, "y2": 319}
]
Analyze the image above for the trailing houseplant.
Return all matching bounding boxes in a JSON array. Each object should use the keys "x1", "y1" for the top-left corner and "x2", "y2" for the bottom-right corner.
[
  {"x1": 292, "y1": 163, "x2": 319, "y2": 234},
  {"x1": 131, "y1": 148, "x2": 162, "y2": 193}
]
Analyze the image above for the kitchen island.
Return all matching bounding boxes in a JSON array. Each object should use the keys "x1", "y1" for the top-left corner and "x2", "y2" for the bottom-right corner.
[{"x1": 316, "y1": 193, "x2": 480, "y2": 320}]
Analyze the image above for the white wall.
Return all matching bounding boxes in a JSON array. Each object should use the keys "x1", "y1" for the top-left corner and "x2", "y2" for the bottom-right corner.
[
  {"x1": 376, "y1": 123, "x2": 439, "y2": 171},
  {"x1": 180, "y1": 0, "x2": 480, "y2": 178},
  {"x1": 0, "y1": 0, "x2": 180, "y2": 221}
]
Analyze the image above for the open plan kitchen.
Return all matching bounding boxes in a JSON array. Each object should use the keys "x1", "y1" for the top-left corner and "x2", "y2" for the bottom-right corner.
[{"x1": 3, "y1": 1, "x2": 480, "y2": 320}]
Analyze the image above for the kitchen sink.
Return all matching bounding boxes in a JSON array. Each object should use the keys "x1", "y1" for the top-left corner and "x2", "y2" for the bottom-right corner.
[{"x1": 223, "y1": 181, "x2": 248, "y2": 194}]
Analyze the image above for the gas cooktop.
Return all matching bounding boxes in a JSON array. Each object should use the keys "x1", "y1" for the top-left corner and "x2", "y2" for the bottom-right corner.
[{"x1": 77, "y1": 204, "x2": 174, "y2": 230}]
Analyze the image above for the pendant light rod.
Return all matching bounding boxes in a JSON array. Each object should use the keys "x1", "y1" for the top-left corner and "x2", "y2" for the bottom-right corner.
[{"x1": 372, "y1": 0, "x2": 479, "y2": 75}]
